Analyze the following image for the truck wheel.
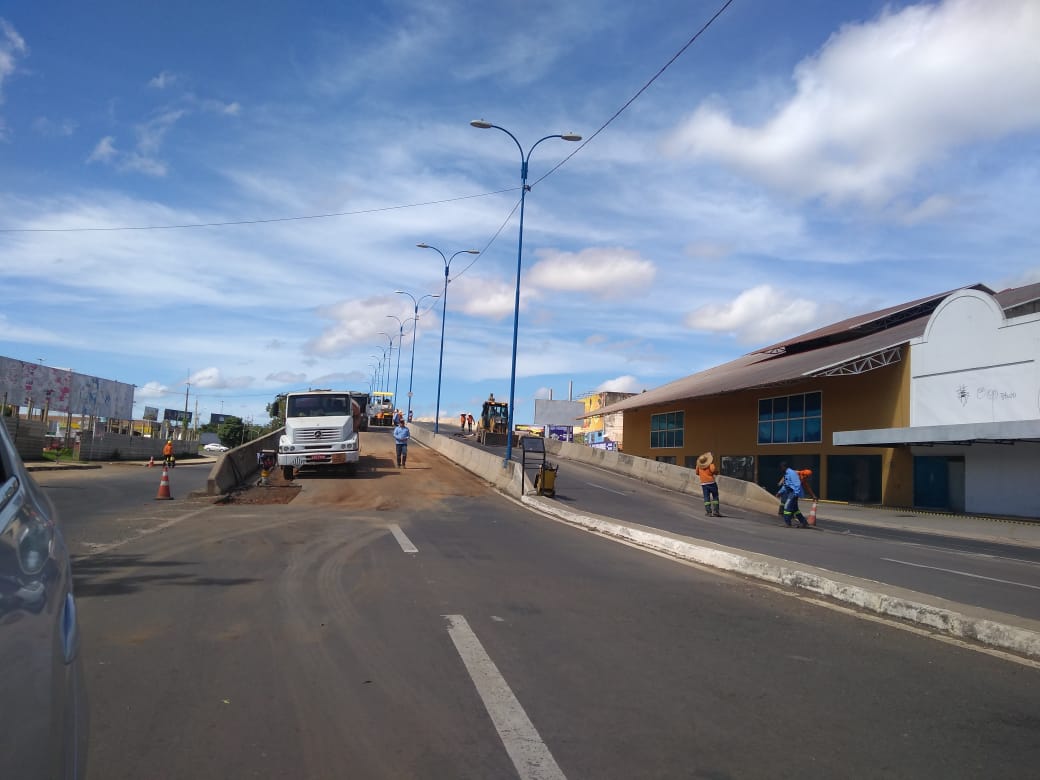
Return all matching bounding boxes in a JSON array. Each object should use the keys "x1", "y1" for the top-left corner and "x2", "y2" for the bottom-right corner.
[{"x1": 282, "y1": 465, "x2": 295, "y2": 481}]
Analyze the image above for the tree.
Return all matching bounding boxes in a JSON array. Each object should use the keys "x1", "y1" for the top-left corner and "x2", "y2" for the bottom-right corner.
[{"x1": 218, "y1": 416, "x2": 245, "y2": 447}]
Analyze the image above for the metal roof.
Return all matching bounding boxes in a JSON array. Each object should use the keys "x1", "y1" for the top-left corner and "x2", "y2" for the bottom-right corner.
[{"x1": 586, "y1": 282, "x2": 1037, "y2": 418}]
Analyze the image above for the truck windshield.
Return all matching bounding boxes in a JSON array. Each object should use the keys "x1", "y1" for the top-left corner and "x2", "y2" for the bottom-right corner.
[{"x1": 287, "y1": 395, "x2": 352, "y2": 418}]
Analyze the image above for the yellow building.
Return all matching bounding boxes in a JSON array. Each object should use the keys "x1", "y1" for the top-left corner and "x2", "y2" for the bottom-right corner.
[{"x1": 587, "y1": 283, "x2": 1040, "y2": 510}]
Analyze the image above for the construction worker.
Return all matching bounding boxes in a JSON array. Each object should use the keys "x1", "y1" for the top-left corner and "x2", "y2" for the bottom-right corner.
[
  {"x1": 696, "y1": 451, "x2": 720, "y2": 517},
  {"x1": 162, "y1": 439, "x2": 175, "y2": 468}
]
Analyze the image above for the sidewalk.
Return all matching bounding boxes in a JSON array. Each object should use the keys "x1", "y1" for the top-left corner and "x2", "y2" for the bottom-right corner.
[
  {"x1": 811, "y1": 500, "x2": 1040, "y2": 548},
  {"x1": 24, "y1": 456, "x2": 218, "y2": 473}
]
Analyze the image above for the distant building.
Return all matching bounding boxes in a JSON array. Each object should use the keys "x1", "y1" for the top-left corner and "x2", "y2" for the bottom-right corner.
[
  {"x1": 586, "y1": 283, "x2": 1040, "y2": 518},
  {"x1": 580, "y1": 391, "x2": 635, "y2": 450}
]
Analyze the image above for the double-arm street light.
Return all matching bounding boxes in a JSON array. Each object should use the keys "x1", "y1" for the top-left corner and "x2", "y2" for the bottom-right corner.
[
  {"x1": 378, "y1": 331, "x2": 394, "y2": 392},
  {"x1": 394, "y1": 290, "x2": 440, "y2": 421},
  {"x1": 370, "y1": 354, "x2": 382, "y2": 392},
  {"x1": 417, "y1": 243, "x2": 480, "y2": 433},
  {"x1": 470, "y1": 119, "x2": 582, "y2": 464},
  {"x1": 386, "y1": 314, "x2": 414, "y2": 411}
]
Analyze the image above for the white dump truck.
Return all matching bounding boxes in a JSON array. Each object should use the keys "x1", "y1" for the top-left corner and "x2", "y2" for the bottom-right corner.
[{"x1": 277, "y1": 390, "x2": 362, "y2": 480}]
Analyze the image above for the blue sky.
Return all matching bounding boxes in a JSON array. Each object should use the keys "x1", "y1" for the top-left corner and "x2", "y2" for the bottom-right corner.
[{"x1": 1, "y1": 0, "x2": 1038, "y2": 427}]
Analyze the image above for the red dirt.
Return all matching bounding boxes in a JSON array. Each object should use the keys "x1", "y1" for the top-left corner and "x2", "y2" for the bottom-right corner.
[{"x1": 221, "y1": 430, "x2": 488, "y2": 508}]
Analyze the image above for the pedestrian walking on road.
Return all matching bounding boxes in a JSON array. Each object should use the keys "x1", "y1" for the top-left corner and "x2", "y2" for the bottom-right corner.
[
  {"x1": 393, "y1": 418, "x2": 411, "y2": 468},
  {"x1": 460, "y1": 412, "x2": 467, "y2": 431},
  {"x1": 696, "y1": 451, "x2": 720, "y2": 517},
  {"x1": 779, "y1": 462, "x2": 810, "y2": 528},
  {"x1": 466, "y1": 413, "x2": 474, "y2": 433}
]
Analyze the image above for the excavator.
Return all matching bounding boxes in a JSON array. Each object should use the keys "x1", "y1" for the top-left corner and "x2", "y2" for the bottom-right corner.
[{"x1": 477, "y1": 393, "x2": 510, "y2": 446}]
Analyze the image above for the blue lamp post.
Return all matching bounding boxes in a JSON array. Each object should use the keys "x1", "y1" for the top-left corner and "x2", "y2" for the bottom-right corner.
[
  {"x1": 393, "y1": 289, "x2": 440, "y2": 422},
  {"x1": 417, "y1": 243, "x2": 480, "y2": 434},
  {"x1": 386, "y1": 314, "x2": 413, "y2": 412},
  {"x1": 378, "y1": 331, "x2": 394, "y2": 392},
  {"x1": 469, "y1": 119, "x2": 581, "y2": 464}
]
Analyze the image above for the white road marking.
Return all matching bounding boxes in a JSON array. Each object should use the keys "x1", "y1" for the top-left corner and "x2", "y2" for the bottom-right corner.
[
  {"x1": 585, "y1": 482, "x2": 628, "y2": 496},
  {"x1": 881, "y1": 558, "x2": 1040, "y2": 590},
  {"x1": 389, "y1": 524, "x2": 418, "y2": 554},
  {"x1": 444, "y1": 614, "x2": 566, "y2": 780}
]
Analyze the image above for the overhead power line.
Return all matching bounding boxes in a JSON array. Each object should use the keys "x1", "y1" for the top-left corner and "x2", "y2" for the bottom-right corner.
[
  {"x1": 0, "y1": 188, "x2": 518, "y2": 234},
  {"x1": 531, "y1": 0, "x2": 736, "y2": 189}
]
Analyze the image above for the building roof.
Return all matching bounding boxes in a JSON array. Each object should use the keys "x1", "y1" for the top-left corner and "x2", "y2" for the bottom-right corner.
[{"x1": 587, "y1": 282, "x2": 1040, "y2": 418}]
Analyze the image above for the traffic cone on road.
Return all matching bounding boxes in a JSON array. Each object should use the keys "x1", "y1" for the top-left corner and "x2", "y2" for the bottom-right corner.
[
  {"x1": 807, "y1": 500, "x2": 818, "y2": 526},
  {"x1": 155, "y1": 465, "x2": 173, "y2": 500},
  {"x1": 148, "y1": 455, "x2": 155, "y2": 468}
]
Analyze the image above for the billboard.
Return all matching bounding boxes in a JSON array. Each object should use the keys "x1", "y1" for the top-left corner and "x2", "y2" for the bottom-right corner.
[
  {"x1": 209, "y1": 413, "x2": 232, "y2": 426},
  {"x1": 533, "y1": 399, "x2": 585, "y2": 427},
  {"x1": 0, "y1": 356, "x2": 133, "y2": 417},
  {"x1": 546, "y1": 425, "x2": 574, "y2": 442},
  {"x1": 163, "y1": 409, "x2": 193, "y2": 423},
  {"x1": 143, "y1": 406, "x2": 159, "y2": 421}
]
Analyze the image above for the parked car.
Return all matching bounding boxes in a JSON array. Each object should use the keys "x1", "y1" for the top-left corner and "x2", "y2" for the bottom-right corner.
[
  {"x1": 0, "y1": 419, "x2": 87, "y2": 777},
  {"x1": 203, "y1": 442, "x2": 230, "y2": 453}
]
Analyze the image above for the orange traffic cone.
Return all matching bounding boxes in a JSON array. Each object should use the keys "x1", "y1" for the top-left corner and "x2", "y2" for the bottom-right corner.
[
  {"x1": 807, "y1": 500, "x2": 818, "y2": 526},
  {"x1": 148, "y1": 455, "x2": 155, "y2": 468},
  {"x1": 155, "y1": 465, "x2": 173, "y2": 500}
]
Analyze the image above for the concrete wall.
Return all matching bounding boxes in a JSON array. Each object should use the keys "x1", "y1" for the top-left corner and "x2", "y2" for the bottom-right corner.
[
  {"x1": 543, "y1": 437, "x2": 780, "y2": 516},
  {"x1": 409, "y1": 426, "x2": 529, "y2": 495},
  {"x1": 206, "y1": 429, "x2": 283, "y2": 495}
]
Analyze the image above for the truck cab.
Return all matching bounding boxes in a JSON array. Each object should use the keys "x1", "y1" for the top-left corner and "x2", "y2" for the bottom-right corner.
[{"x1": 277, "y1": 390, "x2": 362, "y2": 480}]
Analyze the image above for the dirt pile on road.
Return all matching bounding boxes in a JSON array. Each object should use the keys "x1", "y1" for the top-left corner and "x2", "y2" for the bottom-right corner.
[{"x1": 221, "y1": 430, "x2": 488, "y2": 509}]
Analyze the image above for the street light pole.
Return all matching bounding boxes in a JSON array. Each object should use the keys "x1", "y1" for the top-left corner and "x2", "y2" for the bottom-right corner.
[
  {"x1": 470, "y1": 119, "x2": 581, "y2": 464},
  {"x1": 417, "y1": 243, "x2": 480, "y2": 434},
  {"x1": 378, "y1": 332, "x2": 394, "y2": 393},
  {"x1": 394, "y1": 291, "x2": 440, "y2": 422},
  {"x1": 386, "y1": 315, "x2": 413, "y2": 415}
]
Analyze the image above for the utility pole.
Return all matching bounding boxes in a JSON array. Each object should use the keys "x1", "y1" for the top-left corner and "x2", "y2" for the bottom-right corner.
[{"x1": 182, "y1": 375, "x2": 190, "y2": 441}]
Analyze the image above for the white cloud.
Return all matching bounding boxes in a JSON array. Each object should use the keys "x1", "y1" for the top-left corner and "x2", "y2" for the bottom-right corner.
[
  {"x1": 527, "y1": 247, "x2": 656, "y2": 299},
  {"x1": 266, "y1": 370, "x2": 306, "y2": 384},
  {"x1": 87, "y1": 136, "x2": 118, "y2": 163},
  {"x1": 685, "y1": 285, "x2": 820, "y2": 344},
  {"x1": 306, "y1": 295, "x2": 419, "y2": 356},
  {"x1": 452, "y1": 275, "x2": 534, "y2": 320},
  {"x1": 33, "y1": 117, "x2": 77, "y2": 137},
  {"x1": 189, "y1": 367, "x2": 255, "y2": 389},
  {"x1": 596, "y1": 375, "x2": 642, "y2": 393},
  {"x1": 135, "y1": 381, "x2": 169, "y2": 399},
  {"x1": 664, "y1": 0, "x2": 1040, "y2": 207},
  {"x1": 148, "y1": 70, "x2": 177, "y2": 89},
  {"x1": 0, "y1": 18, "x2": 27, "y2": 94}
]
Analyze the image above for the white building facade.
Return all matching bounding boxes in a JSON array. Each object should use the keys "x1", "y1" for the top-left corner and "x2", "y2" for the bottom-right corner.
[{"x1": 836, "y1": 288, "x2": 1040, "y2": 518}]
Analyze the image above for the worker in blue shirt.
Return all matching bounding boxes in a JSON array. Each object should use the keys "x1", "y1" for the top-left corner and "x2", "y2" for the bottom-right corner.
[
  {"x1": 393, "y1": 418, "x2": 411, "y2": 468},
  {"x1": 778, "y1": 461, "x2": 810, "y2": 528}
]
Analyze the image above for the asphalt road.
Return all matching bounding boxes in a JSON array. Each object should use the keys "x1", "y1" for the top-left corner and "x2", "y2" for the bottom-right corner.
[
  {"x1": 452, "y1": 428, "x2": 1040, "y2": 622},
  {"x1": 31, "y1": 456, "x2": 1040, "y2": 779}
]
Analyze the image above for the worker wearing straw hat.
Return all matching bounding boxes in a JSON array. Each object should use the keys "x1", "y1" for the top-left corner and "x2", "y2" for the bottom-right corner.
[{"x1": 695, "y1": 451, "x2": 721, "y2": 517}]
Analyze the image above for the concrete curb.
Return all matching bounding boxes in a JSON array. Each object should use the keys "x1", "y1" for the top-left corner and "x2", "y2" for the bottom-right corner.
[
  {"x1": 25, "y1": 463, "x2": 102, "y2": 471},
  {"x1": 521, "y1": 494, "x2": 1040, "y2": 660}
]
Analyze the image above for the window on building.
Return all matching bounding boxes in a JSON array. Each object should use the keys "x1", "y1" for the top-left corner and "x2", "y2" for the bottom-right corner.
[
  {"x1": 655, "y1": 455, "x2": 677, "y2": 465},
  {"x1": 650, "y1": 411, "x2": 684, "y2": 449},
  {"x1": 758, "y1": 392, "x2": 822, "y2": 444}
]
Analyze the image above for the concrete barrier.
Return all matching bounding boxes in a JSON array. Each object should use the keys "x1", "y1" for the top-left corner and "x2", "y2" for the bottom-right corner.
[
  {"x1": 410, "y1": 427, "x2": 530, "y2": 494},
  {"x1": 206, "y1": 429, "x2": 282, "y2": 495},
  {"x1": 543, "y1": 438, "x2": 779, "y2": 515}
]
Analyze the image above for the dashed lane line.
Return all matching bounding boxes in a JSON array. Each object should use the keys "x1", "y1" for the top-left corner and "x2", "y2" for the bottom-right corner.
[
  {"x1": 444, "y1": 614, "x2": 566, "y2": 780},
  {"x1": 389, "y1": 523, "x2": 418, "y2": 554}
]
